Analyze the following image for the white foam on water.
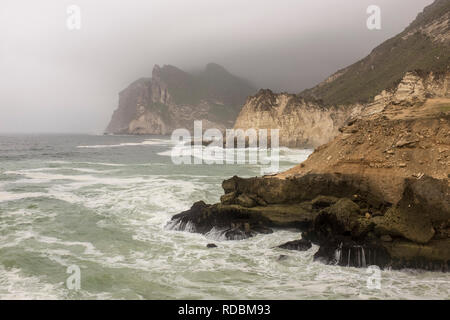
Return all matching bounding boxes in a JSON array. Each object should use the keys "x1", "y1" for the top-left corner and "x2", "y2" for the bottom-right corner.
[
  {"x1": 48, "y1": 161, "x2": 126, "y2": 167},
  {"x1": 1, "y1": 140, "x2": 449, "y2": 300},
  {"x1": 0, "y1": 191, "x2": 48, "y2": 203},
  {"x1": 158, "y1": 145, "x2": 313, "y2": 163},
  {"x1": 5, "y1": 170, "x2": 149, "y2": 186},
  {"x1": 77, "y1": 138, "x2": 174, "y2": 149},
  {"x1": 0, "y1": 266, "x2": 65, "y2": 300}
]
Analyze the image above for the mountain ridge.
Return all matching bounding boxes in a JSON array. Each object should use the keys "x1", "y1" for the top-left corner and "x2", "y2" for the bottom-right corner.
[
  {"x1": 105, "y1": 63, "x2": 256, "y2": 135},
  {"x1": 234, "y1": 0, "x2": 450, "y2": 147},
  {"x1": 300, "y1": 0, "x2": 450, "y2": 106}
]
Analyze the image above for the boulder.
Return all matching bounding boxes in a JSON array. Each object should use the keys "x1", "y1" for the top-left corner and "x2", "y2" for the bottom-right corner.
[
  {"x1": 236, "y1": 194, "x2": 256, "y2": 208},
  {"x1": 277, "y1": 239, "x2": 312, "y2": 251}
]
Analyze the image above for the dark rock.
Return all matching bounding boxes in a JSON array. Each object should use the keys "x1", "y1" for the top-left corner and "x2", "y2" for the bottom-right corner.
[
  {"x1": 251, "y1": 225, "x2": 274, "y2": 234},
  {"x1": 170, "y1": 172, "x2": 449, "y2": 271},
  {"x1": 277, "y1": 255, "x2": 289, "y2": 261},
  {"x1": 168, "y1": 201, "x2": 274, "y2": 240},
  {"x1": 220, "y1": 192, "x2": 236, "y2": 205},
  {"x1": 206, "y1": 243, "x2": 217, "y2": 248},
  {"x1": 278, "y1": 239, "x2": 312, "y2": 251},
  {"x1": 222, "y1": 176, "x2": 238, "y2": 194},
  {"x1": 311, "y1": 195, "x2": 339, "y2": 209},
  {"x1": 224, "y1": 227, "x2": 253, "y2": 240},
  {"x1": 236, "y1": 194, "x2": 256, "y2": 208},
  {"x1": 314, "y1": 239, "x2": 391, "y2": 268},
  {"x1": 373, "y1": 180, "x2": 438, "y2": 244},
  {"x1": 190, "y1": 139, "x2": 214, "y2": 147},
  {"x1": 384, "y1": 239, "x2": 450, "y2": 272}
]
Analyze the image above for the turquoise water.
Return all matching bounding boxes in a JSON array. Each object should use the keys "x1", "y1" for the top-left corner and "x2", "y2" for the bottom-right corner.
[{"x1": 0, "y1": 134, "x2": 448, "y2": 299}]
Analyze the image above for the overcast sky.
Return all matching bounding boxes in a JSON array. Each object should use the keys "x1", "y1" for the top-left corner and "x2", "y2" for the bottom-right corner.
[{"x1": 0, "y1": 0, "x2": 434, "y2": 133}]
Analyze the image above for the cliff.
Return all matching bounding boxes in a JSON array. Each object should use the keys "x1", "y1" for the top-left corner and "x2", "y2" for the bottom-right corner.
[
  {"x1": 234, "y1": 0, "x2": 450, "y2": 147},
  {"x1": 234, "y1": 71, "x2": 449, "y2": 148},
  {"x1": 234, "y1": 91, "x2": 361, "y2": 148},
  {"x1": 301, "y1": 0, "x2": 450, "y2": 106},
  {"x1": 169, "y1": 0, "x2": 450, "y2": 271},
  {"x1": 170, "y1": 75, "x2": 450, "y2": 270},
  {"x1": 106, "y1": 63, "x2": 256, "y2": 135}
]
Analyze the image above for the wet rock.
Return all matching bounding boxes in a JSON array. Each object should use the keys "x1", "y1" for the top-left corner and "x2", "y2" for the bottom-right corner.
[
  {"x1": 384, "y1": 239, "x2": 450, "y2": 272},
  {"x1": 311, "y1": 195, "x2": 339, "y2": 209},
  {"x1": 251, "y1": 225, "x2": 274, "y2": 234},
  {"x1": 224, "y1": 227, "x2": 253, "y2": 240},
  {"x1": 314, "y1": 239, "x2": 391, "y2": 268},
  {"x1": 170, "y1": 170, "x2": 449, "y2": 271},
  {"x1": 220, "y1": 192, "x2": 236, "y2": 205},
  {"x1": 318, "y1": 198, "x2": 373, "y2": 238},
  {"x1": 206, "y1": 243, "x2": 217, "y2": 248},
  {"x1": 222, "y1": 176, "x2": 238, "y2": 194},
  {"x1": 236, "y1": 194, "x2": 256, "y2": 208},
  {"x1": 277, "y1": 255, "x2": 289, "y2": 261},
  {"x1": 374, "y1": 207, "x2": 435, "y2": 244},
  {"x1": 278, "y1": 239, "x2": 312, "y2": 251},
  {"x1": 169, "y1": 201, "x2": 274, "y2": 240},
  {"x1": 373, "y1": 180, "x2": 438, "y2": 244}
]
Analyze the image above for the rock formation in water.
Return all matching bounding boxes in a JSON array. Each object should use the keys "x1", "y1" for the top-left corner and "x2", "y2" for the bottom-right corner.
[
  {"x1": 234, "y1": 0, "x2": 450, "y2": 148},
  {"x1": 170, "y1": 77, "x2": 450, "y2": 270},
  {"x1": 170, "y1": 0, "x2": 450, "y2": 271},
  {"x1": 105, "y1": 63, "x2": 256, "y2": 135}
]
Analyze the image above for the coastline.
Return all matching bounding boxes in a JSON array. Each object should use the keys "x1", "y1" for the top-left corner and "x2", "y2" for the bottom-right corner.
[{"x1": 169, "y1": 85, "x2": 450, "y2": 272}]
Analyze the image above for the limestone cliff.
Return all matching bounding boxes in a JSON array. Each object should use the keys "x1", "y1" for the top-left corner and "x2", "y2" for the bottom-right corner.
[
  {"x1": 170, "y1": 77, "x2": 450, "y2": 270},
  {"x1": 169, "y1": 0, "x2": 450, "y2": 270},
  {"x1": 234, "y1": 0, "x2": 450, "y2": 148},
  {"x1": 106, "y1": 63, "x2": 256, "y2": 135},
  {"x1": 234, "y1": 91, "x2": 361, "y2": 148},
  {"x1": 234, "y1": 71, "x2": 449, "y2": 148}
]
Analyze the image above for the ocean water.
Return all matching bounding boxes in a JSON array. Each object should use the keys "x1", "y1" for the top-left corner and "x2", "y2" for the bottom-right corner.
[{"x1": 0, "y1": 134, "x2": 448, "y2": 300}]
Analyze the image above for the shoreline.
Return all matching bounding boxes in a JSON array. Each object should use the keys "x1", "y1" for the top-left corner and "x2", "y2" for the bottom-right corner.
[{"x1": 169, "y1": 93, "x2": 450, "y2": 272}]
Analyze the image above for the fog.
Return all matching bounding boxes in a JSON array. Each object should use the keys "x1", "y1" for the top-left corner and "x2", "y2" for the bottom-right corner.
[{"x1": 0, "y1": 0, "x2": 433, "y2": 133}]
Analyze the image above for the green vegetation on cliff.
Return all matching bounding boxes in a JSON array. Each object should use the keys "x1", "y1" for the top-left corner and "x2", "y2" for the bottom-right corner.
[
  {"x1": 301, "y1": 0, "x2": 450, "y2": 106},
  {"x1": 159, "y1": 63, "x2": 256, "y2": 108}
]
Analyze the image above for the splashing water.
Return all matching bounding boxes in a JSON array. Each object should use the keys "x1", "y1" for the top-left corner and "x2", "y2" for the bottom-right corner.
[{"x1": 0, "y1": 134, "x2": 448, "y2": 300}]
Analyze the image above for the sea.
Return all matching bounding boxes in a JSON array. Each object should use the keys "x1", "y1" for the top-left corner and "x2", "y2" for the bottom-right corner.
[{"x1": 0, "y1": 134, "x2": 448, "y2": 299}]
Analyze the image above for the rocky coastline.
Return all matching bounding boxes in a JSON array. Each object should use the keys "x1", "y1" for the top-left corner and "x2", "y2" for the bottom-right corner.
[
  {"x1": 169, "y1": 72, "x2": 450, "y2": 272},
  {"x1": 167, "y1": 1, "x2": 450, "y2": 272}
]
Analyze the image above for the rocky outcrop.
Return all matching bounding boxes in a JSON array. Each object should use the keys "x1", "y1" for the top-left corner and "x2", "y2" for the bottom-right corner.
[
  {"x1": 232, "y1": 0, "x2": 449, "y2": 149},
  {"x1": 277, "y1": 239, "x2": 312, "y2": 251},
  {"x1": 106, "y1": 63, "x2": 256, "y2": 135},
  {"x1": 169, "y1": 90, "x2": 450, "y2": 271},
  {"x1": 234, "y1": 71, "x2": 449, "y2": 148},
  {"x1": 168, "y1": 0, "x2": 450, "y2": 271},
  {"x1": 234, "y1": 90, "x2": 361, "y2": 148}
]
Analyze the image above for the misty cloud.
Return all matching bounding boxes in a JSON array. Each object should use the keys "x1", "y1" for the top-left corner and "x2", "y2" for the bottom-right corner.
[{"x1": 0, "y1": 0, "x2": 433, "y2": 133}]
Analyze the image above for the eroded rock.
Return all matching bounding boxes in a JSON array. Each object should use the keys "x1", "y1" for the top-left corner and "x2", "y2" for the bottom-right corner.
[{"x1": 277, "y1": 239, "x2": 312, "y2": 251}]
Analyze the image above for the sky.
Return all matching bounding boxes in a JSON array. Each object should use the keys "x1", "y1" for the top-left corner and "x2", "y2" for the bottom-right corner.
[{"x1": 0, "y1": 0, "x2": 434, "y2": 133}]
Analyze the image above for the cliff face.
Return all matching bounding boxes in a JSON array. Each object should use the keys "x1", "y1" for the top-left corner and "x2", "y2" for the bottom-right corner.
[
  {"x1": 234, "y1": 91, "x2": 361, "y2": 148},
  {"x1": 234, "y1": 71, "x2": 449, "y2": 148},
  {"x1": 105, "y1": 63, "x2": 256, "y2": 135},
  {"x1": 301, "y1": 0, "x2": 450, "y2": 106},
  {"x1": 170, "y1": 75, "x2": 450, "y2": 270},
  {"x1": 170, "y1": 0, "x2": 450, "y2": 271},
  {"x1": 169, "y1": 0, "x2": 450, "y2": 271},
  {"x1": 234, "y1": 0, "x2": 450, "y2": 148}
]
